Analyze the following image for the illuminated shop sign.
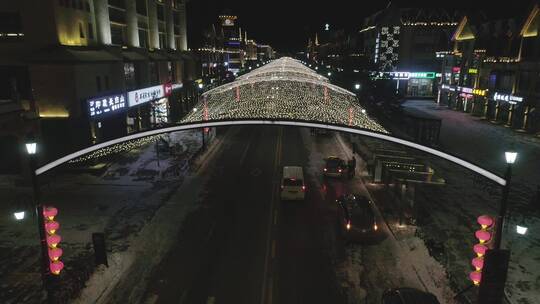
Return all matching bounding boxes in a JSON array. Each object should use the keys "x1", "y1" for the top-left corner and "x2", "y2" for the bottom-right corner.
[
  {"x1": 440, "y1": 85, "x2": 487, "y2": 96},
  {"x1": 385, "y1": 71, "x2": 436, "y2": 80},
  {"x1": 409, "y1": 72, "x2": 435, "y2": 79},
  {"x1": 493, "y1": 92, "x2": 524, "y2": 104},
  {"x1": 469, "y1": 68, "x2": 478, "y2": 74},
  {"x1": 452, "y1": 67, "x2": 461, "y2": 73},
  {"x1": 128, "y1": 85, "x2": 165, "y2": 107},
  {"x1": 88, "y1": 93, "x2": 127, "y2": 118}
]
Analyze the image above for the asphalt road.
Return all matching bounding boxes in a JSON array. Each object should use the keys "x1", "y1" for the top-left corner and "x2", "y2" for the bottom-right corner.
[{"x1": 143, "y1": 126, "x2": 345, "y2": 304}]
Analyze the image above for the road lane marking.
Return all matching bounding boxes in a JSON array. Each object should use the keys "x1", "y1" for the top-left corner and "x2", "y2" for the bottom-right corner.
[{"x1": 260, "y1": 127, "x2": 283, "y2": 304}]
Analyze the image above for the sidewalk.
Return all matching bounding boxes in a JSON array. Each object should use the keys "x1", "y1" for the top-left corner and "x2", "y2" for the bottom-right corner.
[
  {"x1": 346, "y1": 102, "x2": 540, "y2": 304},
  {"x1": 0, "y1": 129, "x2": 215, "y2": 303}
]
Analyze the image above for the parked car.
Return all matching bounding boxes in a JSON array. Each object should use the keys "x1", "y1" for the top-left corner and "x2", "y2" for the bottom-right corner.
[
  {"x1": 323, "y1": 156, "x2": 347, "y2": 178},
  {"x1": 336, "y1": 194, "x2": 378, "y2": 240},
  {"x1": 382, "y1": 288, "x2": 440, "y2": 304}
]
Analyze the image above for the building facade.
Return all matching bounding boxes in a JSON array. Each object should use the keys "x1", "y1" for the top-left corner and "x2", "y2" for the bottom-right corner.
[
  {"x1": 438, "y1": 3, "x2": 540, "y2": 134},
  {"x1": 359, "y1": 3, "x2": 460, "y2": 97},
  {"x1": 0, "y1": 0, "x2": 199, "y2": 163}
]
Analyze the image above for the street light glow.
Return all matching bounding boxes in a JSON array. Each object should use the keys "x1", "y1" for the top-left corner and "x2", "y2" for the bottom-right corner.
[
  {"x1": 355, "y1": 84, "x2": 361, "y2": 90},
  {"x1": 26, "y1": 142, "x2": 37, "y2": 155},
  {"x1": 198, "y1": 83, "x2": 204, "y2": 89},
  {"x1": 505, "y1": 151, "x2": 518, "y2": 164},
  {"x1": 327, "y1": 72, "x2": 332, "y2": 76},
  {"x1": 14, "y1": 211, "x2": 25, "y2": 221},
  {"x1": 516, "y1": 225, "x2": 528, "y2": 235}
]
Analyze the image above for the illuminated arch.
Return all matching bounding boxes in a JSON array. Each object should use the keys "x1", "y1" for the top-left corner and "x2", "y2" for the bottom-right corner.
[{"x1": 36, "y1": 119, "x2": 506, "y2": 186}]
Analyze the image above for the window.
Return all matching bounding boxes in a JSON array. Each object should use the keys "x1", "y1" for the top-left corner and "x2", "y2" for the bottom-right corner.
[
  {"x1": 124, "y1": 63, "x2": 137, "y2": 90},
  {"x1": 88, "y1": 22, "x2": 94, "y2": 39},
  {"x1": 96, "y1": 76, "x2": 102, "y2": 92},
  {"x1": 157, "y1": 4, "x2": 164, "y2": 21},
  {"x1": 138, "y1": 29, "x2": 148, "y2": 48},
  {"x1": 159, "y1": 33, "x2": 166, "y2": 49},
  {"x1": 79, "y1": 23, "x2": 85, "y2": 38},
  {"x1": 136, "y1": 0, "x2": 147, "y2": 15},
  {"x1": 149, "y1": 62, "x2": 159, "y2": 84}
]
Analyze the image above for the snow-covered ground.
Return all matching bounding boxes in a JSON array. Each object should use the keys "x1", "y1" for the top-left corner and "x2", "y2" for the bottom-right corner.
[
  {"x1": 360, "y1": 99, "x2": 540, "y2": 304},
  {"x1": 0, "y1": 129, "x2": 209, "y2": 303},
  {"x1": 300, "y1": 128, "x2": 456, "y2": 303}
]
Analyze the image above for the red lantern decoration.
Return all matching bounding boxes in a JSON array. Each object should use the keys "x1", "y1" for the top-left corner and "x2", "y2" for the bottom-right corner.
[
  {"x1": 43, "y1": 207, "x2": 58, "y2": 221},
  {"x1": 44, "y1": 221, "x2": 60, "y2": 235},
  {"x1": 475, "y1": 230, "x2": 492, "y2": 244},
  {"x1": 49, "y1": 261, "x2": 64, "y2": 275},
  {"x1": 477, "y1": 215, "x2": 494, "y2": 229},
  {"x1": 469, "y1": 271, "x2": 482, "y2": 285},
  {"x1": 48, "y1": 248, "x2": 63, "y2": 262},
  {"x1": 473, "y1": 244, "x2": 488, "y2": 257},
  {"x1": 47, "y1": 234, "x2": 61, "y2": 248},
  {"x1": 472, "y1": 257, "x2": 484, "y2": 271}
]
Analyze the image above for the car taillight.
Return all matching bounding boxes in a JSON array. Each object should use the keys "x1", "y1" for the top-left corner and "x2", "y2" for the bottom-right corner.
[
  {"x1": 324, "y1": 168, "x2": 327, "y2": 172},
  {"x1": 374, "y1": 223, "x2": 378, "y2": 231},
  {"x1": 346, "y1": 221, "x2": 351, "y2": 231},
  {"x1": 302, "y1": 185, "x2": 306, "y2": 191}
]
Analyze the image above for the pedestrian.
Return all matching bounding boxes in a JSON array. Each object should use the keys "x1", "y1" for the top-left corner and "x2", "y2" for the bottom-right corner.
[
  {"x1": 351, "y1": 156, "x2": 356, "y2": 177},
  {"x1": 347, "y1": 159, "x2": 354, "y2": 180}
]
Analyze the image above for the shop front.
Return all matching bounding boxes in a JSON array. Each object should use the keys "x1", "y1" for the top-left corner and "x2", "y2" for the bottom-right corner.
[{"x1": 87, "y1": 83, "x2": 173, "y2": 143}]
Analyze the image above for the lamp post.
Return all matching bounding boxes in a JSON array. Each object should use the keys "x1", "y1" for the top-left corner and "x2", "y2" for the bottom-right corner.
[
  {"x1": 493, "y1": 151, "x2": 517, "y2": 249},
  {"x1": 26, "y1": 136, "x2": 52, "y2": 301}
]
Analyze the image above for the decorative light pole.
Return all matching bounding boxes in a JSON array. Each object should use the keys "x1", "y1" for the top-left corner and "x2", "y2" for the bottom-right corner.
[
  {"x1": 26, "y1": 135, "x2": 52, "y2": 300},
  {"x1": 493, "y1": 151, "x2": 517, "y2": 249}
]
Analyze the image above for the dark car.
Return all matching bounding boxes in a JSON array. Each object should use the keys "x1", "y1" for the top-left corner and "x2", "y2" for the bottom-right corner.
[
  {"x1": 323, "y1": 156, "x2": 347, "y2": 178},
  {"x1": 382, "y1": 288, "x2": 440, "y2": 304},
  {"x1": 337, "y1": 194, "x2": 378, "y2": 239}
]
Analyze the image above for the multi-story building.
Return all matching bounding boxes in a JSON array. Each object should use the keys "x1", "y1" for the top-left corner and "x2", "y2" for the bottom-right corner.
[
  {"x1": 439, "y1": 3, "x2": 540, "y2": 134},
  {"x1": 359, "y1": 3, "x2": 460, "y2": 97},
  {"x1": 197, "y1": 14, "x2": 274, "y2": 84},
  {"x1": 257, "y1": 44, "x2": 275, "y2": 62},
  {"x1": 0, "y1": 0, "x2": 199, "y2": 163}
]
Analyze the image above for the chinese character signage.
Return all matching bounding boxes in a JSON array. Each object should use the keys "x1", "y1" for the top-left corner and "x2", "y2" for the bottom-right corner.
[
  {"x1": 88, "y1": 93, "x2": 127, "y2": 119},
  {"x1": 128, "y1": 85, "x2": 165, "y2": 107},
  {"x1": 493, "y1": 92, "x2": 524, "y2": 104}
]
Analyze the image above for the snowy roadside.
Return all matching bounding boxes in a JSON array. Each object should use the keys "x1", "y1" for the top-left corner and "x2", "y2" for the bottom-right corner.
[
  {"x1": 347, "y1": 129, "x2": 538, "y2": 304},
  {"x1": 0, "y1": 129, "x2": 213, "y2": 303}
]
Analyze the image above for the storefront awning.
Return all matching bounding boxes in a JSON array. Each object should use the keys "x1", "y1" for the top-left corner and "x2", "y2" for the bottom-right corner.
[
  {"x1": 148, "y1": 51, "x2": 169, "y2": 61},
  {"x1": 28, "y1": 47, "x2": 122, "y2": 63},
  {"x1": 122, "y1": 51, "x2": 148, "y2": 61}
]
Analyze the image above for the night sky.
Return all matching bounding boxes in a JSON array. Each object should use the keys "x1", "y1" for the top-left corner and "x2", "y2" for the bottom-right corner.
[{"x1": 186, "y1": 0, "x2": 527, "y2": 52}]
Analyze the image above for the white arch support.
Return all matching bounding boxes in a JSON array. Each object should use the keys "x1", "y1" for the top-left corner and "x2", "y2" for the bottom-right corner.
[{"x1": 36, "y1": 120, "x2": 506, "y2": 186}]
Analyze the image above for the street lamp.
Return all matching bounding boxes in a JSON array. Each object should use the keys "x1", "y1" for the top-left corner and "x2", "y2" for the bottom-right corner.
[
  {"x1": 327, "y1": 72, "x2": 332, "y2": 77},
  {"x1": 26, "y1": 135, "x2": 53, "y2": 300},
  {"x1": 493, "y1": 150, "x2": 518, "y2": 249},
  {"x1": 355, "y1": 84, "x2": 361, "y2": 90},
  {"x1": 14, "y1": 211, "x2": 25, "y2": 220},
  {"x1": 516, "y1": 225, "x2": 528, "y2": 235},
  {"x1": 198, "y1": 83, "x2": 204, "y2": 89}
]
